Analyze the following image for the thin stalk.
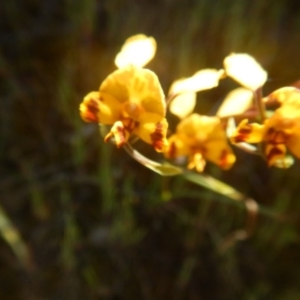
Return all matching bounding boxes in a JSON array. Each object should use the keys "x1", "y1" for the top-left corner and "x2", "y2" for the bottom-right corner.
[
  {"x1": 254, "y1": 87, "x2": 266, "y2": 122},
  {"x1": 166, "y1": 92, "x2": 181, "y2": 106},
  {"x1": 123, "y1": 143, "x2": 284, "y2": 222}
]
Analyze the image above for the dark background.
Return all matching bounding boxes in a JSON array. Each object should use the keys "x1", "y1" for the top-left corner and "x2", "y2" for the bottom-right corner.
[{"x1": 1, "y1": 0, "x2": 300, "y2": 299}]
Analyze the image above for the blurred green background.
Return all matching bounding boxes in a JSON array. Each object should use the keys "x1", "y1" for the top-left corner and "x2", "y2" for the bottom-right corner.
[{"x1": 2, "y1": 0, "x2": 300, "y2": 299}]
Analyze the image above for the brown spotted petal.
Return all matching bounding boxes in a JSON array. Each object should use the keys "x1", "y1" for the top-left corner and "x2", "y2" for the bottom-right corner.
[
  {"x1": 265, "y1": 87, "x2": 300, "y2": 106},
  {"x1": 80, "y1": 91, "x2": 121, "y2": 124},
  {"x1": 265, "y1": 143, "x2": 287, "y2": 166},
  {"x1": 204, "y1": 139, "x2": 236, "y2": 170},
  {"x1": 264, "y1": 109, "x2": 300, "y2": 162},
  {"x1": 104, "y1": 121, "x2": 131, "y2": 148},
  {"x1": 165, "y1": 134, "x2": 191, "y2": 159},
  {"x1": 134, "y1": 112, "x2": 169, "y2": 152},
  {"x1": 230, "y1": 119, "x2": 265, "y2": 143}
]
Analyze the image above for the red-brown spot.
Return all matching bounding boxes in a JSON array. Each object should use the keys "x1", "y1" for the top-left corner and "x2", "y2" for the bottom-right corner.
[
  {"x1": 219, "y1": 149, "x2": 228, "y2": 168},
  {"x1": 266, "y1": 128, "x2": 287, "y2": 145},
  {"x1": 233, "y1": 135, "x2": 246, "y2": 143},
  {"x1": 104, "y1": 123, "x2": 127, "y2": 148},
  {"x1": 168, "y1": 141, "x2": 177, "y2": 158},
  {"x1": 267, "y1": 127, "x2": 275, "y2": 136},
  {"x1": 233, "y1": 135, "x2": 244, "y2": 143},
  {"x1": 266, "y1": 146, "x2": 284, "y2": 161},
  {"x1": 83, "y1": 99, "x2": 100, "y2": 122},
  {"x1": 150, "y1": 123, "x2": 164, "y2": 151},
  {"x1": 239, "y1": 127, "x2": 252, "y2": 135},
  {"x1": 122, "y1": 118, "x2": 137, "y2": 132},
  {"x1": 233, "y1": 127, "x2": 252, "y2": 143}
]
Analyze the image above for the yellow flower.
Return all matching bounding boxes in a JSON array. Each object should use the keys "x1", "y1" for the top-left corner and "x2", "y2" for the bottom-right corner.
[
  {"x1": 165, "y1": 114, "x2": 236, "y2": 172},
  {"x1": 231, "y1": 88, "x2": 300, "y2": 166},
  {"x1": 80, "y1": 65, "x2": 168, "y2": 152}
]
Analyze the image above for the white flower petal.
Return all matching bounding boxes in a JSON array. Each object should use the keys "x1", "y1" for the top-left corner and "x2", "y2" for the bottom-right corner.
[
  {"x1": 224, "y1": 53, "x2": 267, "y2": 90},
  {"x1": 115, "y1": 34, "x2": 157, "y2": 68},
  {"x1": 169, "y1": 69, "x2": 223, "y2": 95},
  {"x1": 169, "y1": 92, "x2": 196, "y2": 119},
  {"x1": 217, "y1": 87, "x2": 253, "y2": 118}
]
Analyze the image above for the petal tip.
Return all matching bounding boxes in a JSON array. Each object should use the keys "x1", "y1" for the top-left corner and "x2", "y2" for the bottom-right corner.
[{"x1": 80, "y1": 92, "x2": 101, "y2": 123}]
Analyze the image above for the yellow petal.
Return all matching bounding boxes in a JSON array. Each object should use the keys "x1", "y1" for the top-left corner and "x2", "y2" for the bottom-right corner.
[
  {"x1": 224, "y1": 53, "x2": 267, "y2": 90},
  {"x1": 230, "y1": 119, "x2": 265, "y2": 143},
  {"x1": 275, "y1": 96, "x2": 300, "y2": 120},
  {"x1": 134, "y1": 113, "x2": 169, "y2": 152},
  {"x1": 169, "y1": 92, "x2": 196, "y2": 119},
  {"x1": 79, "y1": 91, "x2": 120, "y2": 124},
  {"x1": 176, "y1": 114, "x2": 221, "y2": 143},
  {"x1": 265, "y1": 87, "x2": 300, "y2": 105},
  {"x1": 165, "y1": 134, "x2": 191, "y2": 158},
  {"x1": 197, "y1": 118, "x2": 236, "y2": 169},
  {"x1": 216, "y1": 87, "x2": 253, "y2": 118},
  {"x1": 203, "y1": 139, "x2": 236, "y2": 169},
  {"x1": 286, "y1": 131, "x2": 300, "y2": 159},
  {"x1": 100, "y1": 65, "x2": 166, "y2": 117},
  {"x1": 114, "y1": 34, "x2": 157, "y2": 68},
  {"x1": 169, "y1": 69, "x2": 223, "y2": 95},
  {"x1": 137, "y1": 70, "x2": 166, "y2": 117}
]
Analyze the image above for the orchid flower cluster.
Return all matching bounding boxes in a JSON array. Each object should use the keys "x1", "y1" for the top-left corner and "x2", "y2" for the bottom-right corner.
[{"x1": 80, "y1": 34, "x2": 300, "y2": 181}]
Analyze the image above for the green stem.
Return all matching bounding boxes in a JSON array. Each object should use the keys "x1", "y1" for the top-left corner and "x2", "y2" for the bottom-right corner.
[{"x1": 123, "y1": 143, "x2": 284, "y2": 222}]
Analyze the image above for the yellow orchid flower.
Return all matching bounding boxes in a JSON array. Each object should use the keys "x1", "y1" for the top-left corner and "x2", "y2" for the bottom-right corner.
[
  {"x1": 165, "y1": 114, "x2": 236, "y2": 172},
  {"x1": 80, "y1": 65, "x2": 168, "y2": 152},
  {"x1": 231, "y1": 88, "x2": 300, "y2": 166}
]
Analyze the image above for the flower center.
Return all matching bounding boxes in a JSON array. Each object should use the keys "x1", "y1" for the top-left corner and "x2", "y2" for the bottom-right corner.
[
  {"x1": 266, "y1": 128, "x2": 288, "y2": 145},
  {"x1": 123, "y1": 101, "x2": 142, "y2": 120}
]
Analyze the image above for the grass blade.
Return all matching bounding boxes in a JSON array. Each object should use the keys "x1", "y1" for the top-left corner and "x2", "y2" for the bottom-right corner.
[{"x1": 0, "y1": 204, "x2": 31, "y2": 268}]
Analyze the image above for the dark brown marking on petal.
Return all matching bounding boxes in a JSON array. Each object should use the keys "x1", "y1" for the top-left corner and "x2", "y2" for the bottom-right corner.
[
  {"x1": 104, "y1": 123, "x2": 127, "y2": 147},
  {"x1": 267, "y1": 127, "x2": 275, "y2": 136},
  {"x1": 266, "y1": 146, "x2": 284, "y2": 161},
  {"x1": 219, "y1": 149, "x2": 228, "y2": 168},
  {"x1": 239, "y1": 127, "x2": 252, "y2": 135},
  {"x1": 83, "y1": 99, "x2": 100, "y2": 122},
  {"x1": 168, "y1": 141, "x2": 177, "y2": 158},
  {"x1": 87, "y1": 99, "x2": 100, "y2": 113},
  {"x1": 150, "y1": 122, "x2": 165, "y2": 151},
  {"x1": 232, "y1": 126, "x2": 252, "y2": 143},
  {"x1": 266, "y1": 128, "x2": 287, "y2": 145},
  {"x1": 122, "y1": 118, "x2": 137, "y2": 132},
  {"x1": 233, "y1": 134, "x2": 247, "y2": 143}
]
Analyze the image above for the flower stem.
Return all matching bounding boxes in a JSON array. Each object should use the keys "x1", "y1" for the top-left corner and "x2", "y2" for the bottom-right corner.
[
  {"x1": 166, "y1": 92, "x2": 180, "y2": 106},
  {"x1": 254, "y1": 87, "x2": 266, "y2": 122}
]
